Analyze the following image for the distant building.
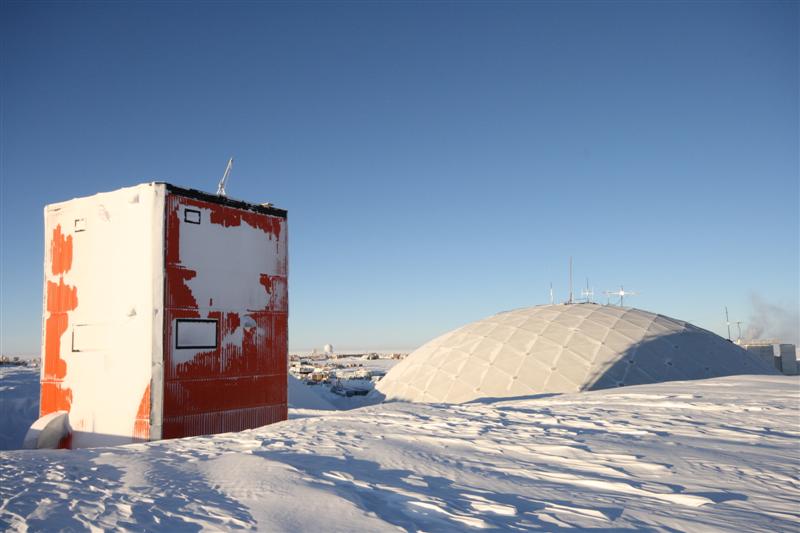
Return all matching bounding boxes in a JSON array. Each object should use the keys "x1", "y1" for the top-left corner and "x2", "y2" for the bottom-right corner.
[{"x1": 738, "y1": 340, "x2": 798, "y2": 376}]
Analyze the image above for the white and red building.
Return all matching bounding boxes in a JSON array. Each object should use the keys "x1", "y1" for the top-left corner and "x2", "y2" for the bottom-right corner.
[{"x1": 36, "y1": 182, "x2": 288, "y2": 448}]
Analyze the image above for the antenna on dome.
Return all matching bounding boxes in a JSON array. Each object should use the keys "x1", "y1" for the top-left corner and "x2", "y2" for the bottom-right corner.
[
  {"x1": 568, "y1": 257, "x2": 573, "y2": 304},
  {"x1": 604, "y1": 285, "x2": 637, "y2": 307},
  {"x1": 724, "y1": 306, "x2": 731, "y2": 341},
  {"x1": 217, "y1": 157, "x2": 233, "y2": 197},
  {"x1": 549, "y1": 282, "x2": 554, "y2": 305},
  {"x1": 581, "y1": 278, "x2": 593, "y2": 303}
]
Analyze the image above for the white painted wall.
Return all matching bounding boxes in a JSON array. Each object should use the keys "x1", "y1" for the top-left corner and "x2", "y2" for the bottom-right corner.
[{"x1": 43, "y1": 183, "x2": 165, "y2": 447}]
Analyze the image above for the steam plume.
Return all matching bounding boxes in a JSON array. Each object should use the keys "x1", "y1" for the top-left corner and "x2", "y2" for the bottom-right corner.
[{"x1": 743, "y1": 294, "x2": 799, "y2": 345}]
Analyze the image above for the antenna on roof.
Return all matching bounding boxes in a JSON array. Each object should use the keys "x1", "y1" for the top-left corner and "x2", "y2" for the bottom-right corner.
[
  {"x1": 568, "y1": 257, "x2": 573, "y2": 304},
  {"x1": 724, "y1": 306, "x2": 731, "y2": 341},
  {"x1": 581, "y1": 278, "x2": 593, "y2": 303},
  {"x1": 217, "y1": 157, "x2": 234, "y2": 197},
  {"x1": 604, "y1": 285, "x2": 637, "y2": 307},
  {"x1": 549, "y1": 282, "x2": 554, "y2": 305},
  {"x1": 735, "y1": 320, "x2": 743, "y2": 342}
]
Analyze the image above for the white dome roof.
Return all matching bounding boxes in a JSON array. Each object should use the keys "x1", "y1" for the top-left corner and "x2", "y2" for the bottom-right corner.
[{"x1": 377, "y1": 303, "x2": 776, "y2": 403}]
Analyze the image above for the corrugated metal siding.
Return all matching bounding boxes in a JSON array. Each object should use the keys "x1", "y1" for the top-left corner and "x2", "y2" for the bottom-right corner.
[
  {"x1": 162, "y1": 405, "x2": 287, "y2": 438},
  {"x1": 162, "y1": 193, "x2": 288, "y2": 439}
]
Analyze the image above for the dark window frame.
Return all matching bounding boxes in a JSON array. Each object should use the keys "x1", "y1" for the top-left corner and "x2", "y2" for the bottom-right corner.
[
  {"x1": 184, "y1": 209, "x2": 201, "y2": 224},
  {"x1": 175, "y1": 318, "x2": 218, "y2": 349}
]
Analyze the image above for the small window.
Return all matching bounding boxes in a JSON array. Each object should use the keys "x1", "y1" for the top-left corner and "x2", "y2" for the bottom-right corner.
[
  {"x1": 184, "y1": 209, "x2": 201, "y2": 224},
  {"x1": 74, "y1": 218, "x2": 87, "y2": 232},
  {"x1": 72, "y1": 324, "x2": 107, "y2": 352},
  {"x1": 175, "y1": 319, "x2": 218, "y2": 349}
]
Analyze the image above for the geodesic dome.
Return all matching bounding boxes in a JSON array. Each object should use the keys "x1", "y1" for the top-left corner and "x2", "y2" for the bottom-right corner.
[{"x1": 377, "y1": 303, "x2": 776, "y2": 403}]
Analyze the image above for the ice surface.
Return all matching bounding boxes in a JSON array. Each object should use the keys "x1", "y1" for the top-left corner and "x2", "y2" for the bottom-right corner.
[{"x1": 1, "y1": 374, "x2": 798, "y2": 531}]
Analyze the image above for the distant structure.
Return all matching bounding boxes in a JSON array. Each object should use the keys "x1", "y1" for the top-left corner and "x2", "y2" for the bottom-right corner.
[
  {"x1": 323, "y1": 344, "x2": 335, "y2": 355},
  {"x1": 738, "y1": 340, "x2": 798, "y2": 376},
  {"x1": 581, "y1": 279, "x2": 594, "y2": 303},
  {"x1": 377, "y1": 303, "x2": 777, "y2": 404}
]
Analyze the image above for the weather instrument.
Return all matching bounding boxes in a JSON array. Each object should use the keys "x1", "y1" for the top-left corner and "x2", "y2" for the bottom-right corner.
[{"x1": 604, "y1": 286, "x2": 637, "y2": 307}]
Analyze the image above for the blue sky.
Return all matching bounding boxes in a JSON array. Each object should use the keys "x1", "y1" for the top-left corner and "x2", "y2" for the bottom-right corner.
[{"x1": 1, "y1": 1, "x2": 797, "y2": 354}]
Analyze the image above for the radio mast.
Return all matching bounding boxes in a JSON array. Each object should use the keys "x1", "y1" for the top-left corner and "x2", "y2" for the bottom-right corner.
[
  {"x1": 724, "y1": 306, "x2": 731, "y2": 341},
  {"x1": 568, "y1": 257, "x2": 573, "y2": 304},
  {"x1": 217, "y1": 157, "x2": 234, "y2": 197}
]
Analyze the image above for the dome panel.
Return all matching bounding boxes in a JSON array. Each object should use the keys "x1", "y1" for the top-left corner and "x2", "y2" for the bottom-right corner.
[
  {"x1": 620, "y1": 312, "x2": 656, "y2": 330},
  {"x1": 483, "y1": 324, "x2": 517, "y2": 343},
  {"x1": 612, "y1": 322, "x2": 649, "y2": 343},
  {"x1": 493, "y1": 346, "x2": 526, "y2": 377},
  {"x1": 481, "y1": 366, "x2": 515, "y2": 395},
  {"x1": 574, "y1": 320, "x2": 612, "y2": 343},
  {"x1": 458, "y1": 361, "x2": 490, "y2": 390},
  {"x1": 554, "y1": 350, "x2": 592, "y2": 384},
  {"x1": 436, "y1": 353, "x2": 469, "y2": 377},
  {"x1": 543, "y1": 371, "x2": 581, "y2": 393},
  {"x1": 540, "y1": 322, "x2": 575, "y2": 345},
  {"x1": 376, "y1": 303, "x2": 779, "y2": 403},
  {"x1": 528, "y1": 340, "x2": 562, "y2": 368},
  {"x1": 602, "y1": 330, "x2": 637, "y2": 353}
]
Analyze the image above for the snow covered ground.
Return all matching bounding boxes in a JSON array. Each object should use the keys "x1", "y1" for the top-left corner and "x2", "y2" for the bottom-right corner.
[
  {"x1": 0, "y1": 365, "x2": 39, "y2": 451},
  {"x1": 1, "y1": 372, "x2": 798, "y2": 531}
]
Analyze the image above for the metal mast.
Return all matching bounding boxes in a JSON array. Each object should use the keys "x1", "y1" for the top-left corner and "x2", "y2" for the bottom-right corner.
[
  {"x1": 581, "y1": 278, "x2": 593, "y2": 303},
  {"x1": 725, "y1": 306, "x2": 731, "y2": 341},
  {"x1": 217, "y1": 157, "x2": 234, "y2": 197},
  {"x1": 568, "y1": 257, "x2": 573, "y2": 304}
]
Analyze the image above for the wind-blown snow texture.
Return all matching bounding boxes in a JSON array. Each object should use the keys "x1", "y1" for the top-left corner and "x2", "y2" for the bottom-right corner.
[
  {"x1": 1, "y1": 374, "x2": 798, "y2": 531},
  {"x1": 0, "y1": 366, "x2": 39, "y2": 451}
]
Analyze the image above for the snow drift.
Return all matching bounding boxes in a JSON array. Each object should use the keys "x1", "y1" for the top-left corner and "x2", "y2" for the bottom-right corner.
[{"x1": 1, "y1": 375, "x2": 798, "y2": 531}]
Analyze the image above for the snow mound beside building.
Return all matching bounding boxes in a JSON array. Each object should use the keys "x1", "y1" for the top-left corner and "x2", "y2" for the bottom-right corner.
[
  {"x1": 288, "y1": 375, "x2": 334, "y2": 410},
  {"x1": 377, "y1": 303, "x2": 777, "y2": 403}
]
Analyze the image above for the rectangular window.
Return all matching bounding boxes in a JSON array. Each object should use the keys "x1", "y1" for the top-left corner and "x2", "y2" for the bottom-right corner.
[
  {"x1": 175, "y1": 319, "x2": 218, "y2": 349},
  {"x1": 184, "y1": 209, "x2": 201, "y2": 224},
  {"x1": 72, "y1": 324, "x2": 107, "y2": 352}
]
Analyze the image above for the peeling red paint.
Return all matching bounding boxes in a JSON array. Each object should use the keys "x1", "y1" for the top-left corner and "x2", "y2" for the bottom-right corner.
[
  {"x1": 165, "y1": 197, "x2": 182, "y2": 264},
  {"x1": 258, "y1": 274, "x2": 287, "y2": 312},
  {"x1": 259, "y1": 274, "x2": 273, "y2": 296},
  {"x1": 50, "y1": 225, "x2": 73, "y2": 276},
  {"x1": 40, "y1": 382, "x2": 73, "y2": 414},
  {"x1": 133, "y1": 383, "x2": 151, "y2": 441},
  {"x1": 209, "y1": 207, "x2": 282, "y2": 239},
  {"x1": 43, "y1": 279, "x2": 77, "y2": 380},
  {"x1": 41, "y1": 226, "x2": 78, "y2": 417},
  {"x1": 166, "y1": 266, "x2": 200, "y2": 312}
]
